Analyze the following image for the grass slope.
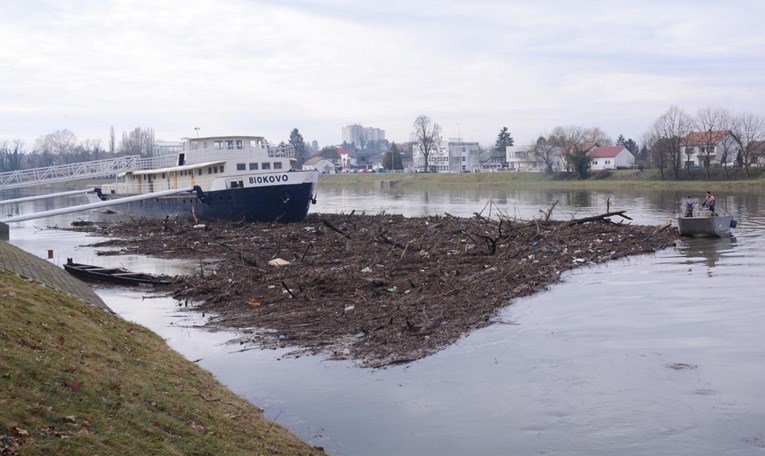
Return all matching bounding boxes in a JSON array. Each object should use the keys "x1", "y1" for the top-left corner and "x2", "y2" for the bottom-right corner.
[
  {"x1": 319, "y1": 168, "x2": 765, "y2": 191},
  {"x1": 0, "y1": 270, "x2": 325, "y2": 456}
]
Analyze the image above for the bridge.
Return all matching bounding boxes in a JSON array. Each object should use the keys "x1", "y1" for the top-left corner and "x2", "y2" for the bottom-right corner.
[{"x1": 0, "y1": 155, "x2": 177, "y2": 191}]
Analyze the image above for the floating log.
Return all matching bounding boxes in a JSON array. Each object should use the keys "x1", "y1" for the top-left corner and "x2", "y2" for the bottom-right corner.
[{"x1": 566, "y1": 210, "x2": 633, "y2": 226}]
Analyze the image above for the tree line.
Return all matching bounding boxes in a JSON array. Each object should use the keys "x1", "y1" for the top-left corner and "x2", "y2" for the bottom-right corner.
[
  {"x1": 0, "y1": 127, "x2": 156, "y2": 172},
  {"x1": 410, "y1": 106, "x2": 765, "y2": 179},
  {"x1": 5, "y1": 106, "x2": 764, "y2": 180}
]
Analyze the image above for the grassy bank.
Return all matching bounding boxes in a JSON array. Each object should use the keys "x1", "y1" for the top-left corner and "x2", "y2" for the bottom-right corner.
[
  {"x1": 319, "y1": 169, "x2": 765, "y2": 192},
  {"x1": 0, "y1": 270, "x2": 325, "y2": 456}
]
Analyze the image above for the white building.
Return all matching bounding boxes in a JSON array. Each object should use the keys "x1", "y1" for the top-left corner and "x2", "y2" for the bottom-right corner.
[
  {"x1": 506, "y1": 145, "x2": 541, "y2": 171},
  {"x1": 590, "y1": 145, "x2": 635, "y2": 170},
  {"x1": 413, "y1": 138, "x2": 480, "y2": 173},
  {"x1": 341, "y1": 124, "x2": 386, "y2": 146}
]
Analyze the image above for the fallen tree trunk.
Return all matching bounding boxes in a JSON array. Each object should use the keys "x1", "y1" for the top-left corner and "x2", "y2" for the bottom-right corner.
[{"x1": 566, "y1": 211, "x2": 633, "y2": 226}]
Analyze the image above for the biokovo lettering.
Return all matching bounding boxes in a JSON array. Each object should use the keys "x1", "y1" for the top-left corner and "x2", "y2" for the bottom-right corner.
[{"x1": 249, "y1": 174, "x2": 289, "y2": 185}]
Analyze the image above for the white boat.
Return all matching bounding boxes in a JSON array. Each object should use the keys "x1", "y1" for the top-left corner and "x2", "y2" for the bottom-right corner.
[
  {"x1": 92, "y1": 136, "x2": 319, "y2": 223},
  {"x1": 677, "y1": 211, "x2": 736, "y2": 237}
]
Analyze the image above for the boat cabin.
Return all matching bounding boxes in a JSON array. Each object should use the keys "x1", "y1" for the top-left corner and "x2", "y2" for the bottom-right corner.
[{"x1": 102, "y1": 136, "x2": 297, "y2": 195}]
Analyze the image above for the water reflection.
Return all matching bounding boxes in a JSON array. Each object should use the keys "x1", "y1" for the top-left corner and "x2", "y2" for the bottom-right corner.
[{"x1": 676, "y1": 236, "x2": 737, "y2": 269}]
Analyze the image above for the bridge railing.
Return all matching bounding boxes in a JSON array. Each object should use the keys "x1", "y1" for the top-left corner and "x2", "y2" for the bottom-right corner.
[{"x1": 0, "y1": 155, "x2": 178, "y2": 190}]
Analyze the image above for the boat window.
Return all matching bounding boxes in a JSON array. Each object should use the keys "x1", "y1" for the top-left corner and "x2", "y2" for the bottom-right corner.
[
  {"x1": 237, "y1": 163, "x2": 246, "y2": 171},
  {"x1": 274, "y1": 162, "x2": 283, "y2": 170},
  {"x1": 231, "y1": 181, "x2": 238, "y2": 188},
  {"x1": 208, "y1": 167, "x2": 212, "y2": 174},
  {"x1": 236, "y1": 140, "x2": 243, "y2": 149},
  {"x1": 214, "y1": 141, "x2": 223, "y2": 150},
  {"x1": 238, "y1": 180, "x2": 243, "y2": 187},
  {"x1": 220, "y1": 165, "x2": 224, "y2": 173},
  {"x1": 249, "y1": 163, "x2": 258, "y2": 170},
  {"x1": 226, "y1": 140, "x2": 234, "y2": 150},
  {"x1": 162, "y1": 173, "x2": 166, "y2": 179},
  {"x1": 262, "y1": 162, "x2": 271, "y2": 170},
  {"x1": 198, "y1": 169, "x2": 202, "y2": 175},
  {"x1": 213, "y1": 167, "x2": 218, "y2": 174}
]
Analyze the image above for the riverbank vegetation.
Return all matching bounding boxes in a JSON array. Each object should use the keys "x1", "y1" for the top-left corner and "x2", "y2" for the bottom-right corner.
[
  {"x1": 318, "y1": 167, "x2": 765, "y2": 191},
  {"x1": 0, "y1": 270, "x2": 326, "y2": 456}
]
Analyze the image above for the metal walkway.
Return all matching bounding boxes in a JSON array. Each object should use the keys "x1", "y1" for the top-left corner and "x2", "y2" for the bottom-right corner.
[{"x1": 0, "y1": 155, "x2": 177, "y2": 191}]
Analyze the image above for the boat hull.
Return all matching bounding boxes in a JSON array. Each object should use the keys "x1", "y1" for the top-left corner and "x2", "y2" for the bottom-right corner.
[
  {"x1": 64, "y1": 260, "x2": 172, "y2": 286},
  {"x1": 96, "y1": 174, "x2": 317, "y2": 223},
  {"x1": 677, "y1": 214, "x2": 734, "y2": 237}
]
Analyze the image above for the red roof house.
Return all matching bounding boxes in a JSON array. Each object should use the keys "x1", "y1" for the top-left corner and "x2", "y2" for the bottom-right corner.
[{"x1": 590, "y1": 145, "x2": 634, "y2": 170}]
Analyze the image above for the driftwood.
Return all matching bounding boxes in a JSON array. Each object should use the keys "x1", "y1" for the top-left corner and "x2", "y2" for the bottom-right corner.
[
  {"x1": 85, "y1": 213, "x2": 678, "y2": 368},
  {"x1": 322, "y1": 217, "x2": 352, "y2": 238},
  {"x1": 566, "y1": 210, "x2": 633, "y2": 226},
  {"x1": 539, "y1": 200, "x2": 559, "y2": 222},
  {"x1": 653, "y1": 220, "x2": 672, "y2": 235}
]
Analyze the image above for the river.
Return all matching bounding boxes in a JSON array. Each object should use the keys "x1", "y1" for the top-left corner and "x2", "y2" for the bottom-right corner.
[{"x1": 4, "y1": 182, "x2": 765, "y2": 455}]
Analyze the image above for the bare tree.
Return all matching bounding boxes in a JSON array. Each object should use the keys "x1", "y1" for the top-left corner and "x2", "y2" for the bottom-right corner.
[
  {"x1": 79, "y1": 139, "x2": 103, "y2": 162},
  {"x1": 649, "y1": 106, "x2": 694, "y2": 179},
  {"x1": 695, "y1": 107, "x2": 732, "y2": 178},
  {"x1": 34, "y1": 129, "x2": 78, "y2": 165},
  {"x1": 532, "y1": 136, "x2": 561, "y2": 174},
  {"x1": 412, "y1": 115, "x2": 441, "y2": 173},
  {"x1": 119, "y1": 127, "x2": 155, "y2": 157},
  {"x1": 732, "y1": 111, "x2": 765, "y2": 177},
  {"x1": 546, "y1": 125, "x2": 606, "y2": 179},
  {"x1": 640, "y1": 132, "x2": 667, "y2": 178},
  {"x1": 581, "y1": 126, "x2": 612, "y2": 146}
]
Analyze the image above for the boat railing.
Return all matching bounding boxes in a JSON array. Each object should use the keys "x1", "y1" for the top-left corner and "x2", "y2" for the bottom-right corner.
[
  {"x1": 134, "y1": 155, "x2": 178, "y2": 170},
  {"x1": 683, "y1": 209, "x2": 723, "y2": 218},
  {"x1": 101, "y1": 176, "x2": 219, "y2": 195},
  {"x1": 268, "y1": 144, "x2": 295, "y2": 159}
]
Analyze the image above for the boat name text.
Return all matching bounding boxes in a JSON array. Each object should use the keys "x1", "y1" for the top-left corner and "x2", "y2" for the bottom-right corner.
[{"x1": 249, "y1": 174, "x2": 289, "y2": 185}]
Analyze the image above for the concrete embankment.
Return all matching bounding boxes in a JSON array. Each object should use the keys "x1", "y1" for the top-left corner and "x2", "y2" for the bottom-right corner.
[{"x1": 0, "y1": 240, "x2": 111, "y2": 312}]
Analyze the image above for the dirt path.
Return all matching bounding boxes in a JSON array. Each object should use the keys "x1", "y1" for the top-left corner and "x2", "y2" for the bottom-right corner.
[{"x1": 79, "y1": 211, "x2": 678, "y2": 368}]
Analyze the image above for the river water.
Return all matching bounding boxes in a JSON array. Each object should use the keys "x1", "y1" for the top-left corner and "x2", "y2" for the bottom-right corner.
[{"x1": 4, "y1": 182, "x2": 765, "y2": 455}]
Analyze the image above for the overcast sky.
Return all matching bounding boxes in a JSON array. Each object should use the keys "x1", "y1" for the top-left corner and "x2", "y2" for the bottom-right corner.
[{"x1": 2, "y1": 0, "x2": 764, "y2": 150}]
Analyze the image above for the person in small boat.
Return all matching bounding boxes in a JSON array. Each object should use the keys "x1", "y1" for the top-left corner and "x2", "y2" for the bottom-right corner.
[
  {"x1": 701, "y1": 191, "x2": 716, "y2": 215},
  {"x1": 684, "y1": 196, "x2": 695, "y2": 217}
]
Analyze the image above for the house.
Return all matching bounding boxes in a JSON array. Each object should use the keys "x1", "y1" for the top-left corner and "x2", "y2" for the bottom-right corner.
[
  {"x1": 302, "y1": 156, "x2": 337, "y2": 174},
  {"x1": 590, "y1": 145, "x2": 635, "y2": 170},
  {"x1": 681, "y1": 130, "x2": 741, "y2": 168},
  {"x1": 505, "y1": 145, "x2": 543, "y2": 172}
]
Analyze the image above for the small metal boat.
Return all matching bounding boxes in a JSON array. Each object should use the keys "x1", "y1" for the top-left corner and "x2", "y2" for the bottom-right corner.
[
  {"x1": 64, "y1": 258, "x2": 174, "y2": 286},
  {"x1": 677, "y1": 212, "x2": 736, "y2": 237}
]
